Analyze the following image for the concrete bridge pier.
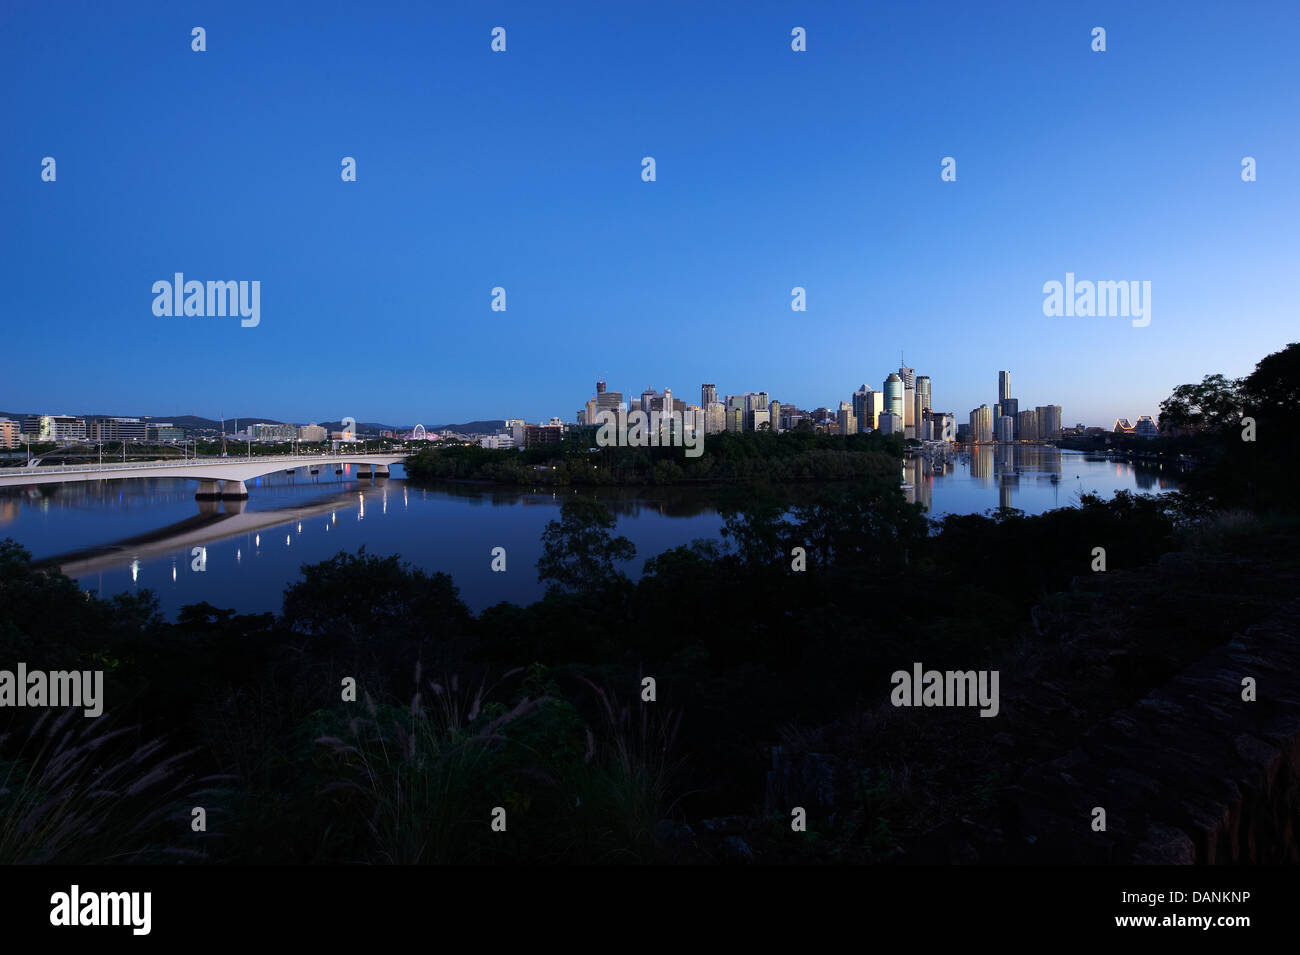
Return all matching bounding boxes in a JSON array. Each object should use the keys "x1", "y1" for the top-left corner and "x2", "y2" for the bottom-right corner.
[
  {"x1": 196, "y1": 479, "x2": 221, "y2": 501},
  {"x1": 374, "y1": 465, "x2": 390, "y2": 478},
  {"x1": 221, "y1": 480, "x2": 249, "y2": 499}
]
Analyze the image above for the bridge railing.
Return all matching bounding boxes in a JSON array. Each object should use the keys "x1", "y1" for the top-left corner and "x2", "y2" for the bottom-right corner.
[{"x1": 4, "y1": 452, "x2": 410, "y2": 476}]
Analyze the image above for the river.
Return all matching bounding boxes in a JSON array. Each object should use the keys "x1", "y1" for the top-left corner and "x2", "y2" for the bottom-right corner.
[{"x1": 0, "y1": 447, "x2": 1179, "y2": 616}]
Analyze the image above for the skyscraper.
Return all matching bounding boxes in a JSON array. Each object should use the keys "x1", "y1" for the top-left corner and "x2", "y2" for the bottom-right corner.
[
  {"x1": 1000, "y1": 398, "x2": 1019, "y2": 437},
  {"x1": 969, "y1": 404, "x2": 993, "y2": 443},
  {"x1": 884, "y1": 373, "x2": 904, "y2": 424},
  {"x1": 898, "y1": 359, "x2": 916, "y2": 390},
  {"x1": 1036, "y1": 404, "x2": 1062, "y2": 440},
  {"x1": 701, "y1": 383, "x2": 717, "y2": 406},
  {"x1": 837, "y1": 401, "x2": 856, "y2": 437},
  {"x1": 998, "y1": 371, "x2": 1012, "y2": 405},
  {"x1": 853, "y1": 385, "x2": 880, "y2": 432}
]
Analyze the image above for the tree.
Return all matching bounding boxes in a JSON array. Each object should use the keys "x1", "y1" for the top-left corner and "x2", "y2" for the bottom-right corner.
[
  {"x1": 1157, "y1": 373, "x2": 1242, "y2": 432},
  {"x1": 536, "y1": 497, "x2": 635, "y2": 595},
  {"x1": 1240, "y1": 342, "x2": 1300, "y2": 422}
]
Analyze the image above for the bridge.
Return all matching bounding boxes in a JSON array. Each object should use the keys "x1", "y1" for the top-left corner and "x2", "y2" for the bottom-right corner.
[{"x1": 0, "y1": 453, "x2": 411, "y2": 500}]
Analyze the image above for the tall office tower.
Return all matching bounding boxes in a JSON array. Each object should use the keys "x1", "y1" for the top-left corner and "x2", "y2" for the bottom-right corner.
[
  {"x1": 903, "y1": 386, "x2": 917, "y2": 438},
  {"x1": 704, "y1": 401, "x2": 726, "y2": 434},
  {"x1": 998, "y1": 370, "x2": 1012, "y2": 405},
  {"x1": 864, "y1": 390, "x2": 880, "y2": 431},
  {"x1": 702, "y1": 383, "x2": 717, "y2": 406},
  {"x1": 1000, "y1": 398, "x2": 1019, "y2": 437},
  {"x1": 884, "y1": 373, "x2": 905, "y2": 424},
  {"x1": 1037, "y1": 404, "x2": 1062, "y2": 439},
  {"x1": 997, "y1": 415, "x2": 1015, "y2": 443},
  {"x1": 1017, "y1": 409, "x2": 1039, "y2": 441},
  {"x1": 754, "y1": 391, "x2": 770, "y2": 410},
  {"x1": 916, "y1": 375, "x2": 931, "y2": 410},
  {"x1": 725, "y1": 395, "x2": 746, "y2": 432},
  {"x1": 970, "y1": 404, "x2": 993, "y2": 443},
  {"x1": 877, "y1": 412, "x2": 902, "y2": 435},
  {"x1": 838, "y1": 401, "x2": 856, "y2": 437},
  {"x1": 585, "y1": 380, "x2": 625, "y2": 426},
  {"x1": 852, "y1": 385, "x2": 879, "y2": 432},
  {"x1": 898, "y1": 359, "x2": 916, "y2": 390},
  {"x1": 640, "y1": 386, "x2": 657, "y2": 414},
  {"x1": 768, "y1": 400, "x2": 782, "y2": 433}
]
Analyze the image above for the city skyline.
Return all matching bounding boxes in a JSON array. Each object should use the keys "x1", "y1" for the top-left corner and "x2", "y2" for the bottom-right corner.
[{"x1": 5, "y1": 2, "x2": 1297, "y2": 426}]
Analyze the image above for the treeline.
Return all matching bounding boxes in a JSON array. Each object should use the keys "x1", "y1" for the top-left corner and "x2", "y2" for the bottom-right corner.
[{"x1": 404, "y1": 427, "x2": 906, "y2": 486}]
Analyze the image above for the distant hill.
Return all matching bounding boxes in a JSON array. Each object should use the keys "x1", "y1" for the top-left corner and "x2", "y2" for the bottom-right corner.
[
  {"x1": 0, "y1": 411, "x2": 506, "y2": 435},
  {"x1": 427, "y1": 420, "x2": 505, "y2": 434}
]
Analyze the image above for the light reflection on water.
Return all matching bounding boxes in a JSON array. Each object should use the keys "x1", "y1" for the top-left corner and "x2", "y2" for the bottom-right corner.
[{"x1": 0, "y1": 449, "x2": 1177, "y2": 616}]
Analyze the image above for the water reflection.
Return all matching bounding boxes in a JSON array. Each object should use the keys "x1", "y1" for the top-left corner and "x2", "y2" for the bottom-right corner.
[{"x1": 0, "y1": 447, "x2": 1181, "y2": 617}]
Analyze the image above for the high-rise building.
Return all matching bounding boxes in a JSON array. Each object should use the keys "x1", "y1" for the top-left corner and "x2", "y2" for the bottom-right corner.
[
  {"x1": 585, "y1": 379, "x2": 624, "y2": 426},
  {"x1": 903, "y1": 386, "x2": 917, "y2": 439},
  {"x1": 969, "y1": 405, "x2": 993, "y2": 443},
  {"x1": 701, "y1": 383, "x2": 717, "y2": 406},
  {"x1": 1000, "y1": 398, "x2": 1019, "y2": 437},
  {"x1": 852, "y1": 385, "x2": 880, "y2": 432},
  {"x1": 768, "y1": 400, "x2": 782, "y2": 434},
  {"x1": 997, "y1": 415, "x2": 1015, "y2": 443},
  {"x1": 998, "y1": 371, "x2": 1012, "y2": 405},
  {"x1": 725, "y1": 395, "x2": 746, "y2": 432},
  {"x1": 1017, "y1": 410, "x2": 1039, "y2": 441},
  {"x1": 704, "y1": 401, "x2": 725, "y2": 434},
  {"x1": 884, "y1": 373, "x2": 904, "y2": 424},
  {"x1": 916, "y1": 375, "x2": 931, "y2": 439},
  {"x1": 1036, "y1": 405, "x2": 1062, "y2": 440},
  {"x1": 898, "y1": 361, "x2": 916, "y2": 390},
  {"x1": 837, "y1": 401, "x2": 856, "y2": 437}
]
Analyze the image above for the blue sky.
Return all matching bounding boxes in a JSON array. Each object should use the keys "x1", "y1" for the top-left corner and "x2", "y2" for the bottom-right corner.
[{"x1": 3, "y1": 0, "x2": 1297, "y2": 427}]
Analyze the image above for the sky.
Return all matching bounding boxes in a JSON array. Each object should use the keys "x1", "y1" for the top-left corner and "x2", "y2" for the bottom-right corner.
[{"x1": 2, "y1": 0, "x2": 1297, "y2": 428}]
